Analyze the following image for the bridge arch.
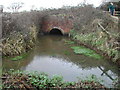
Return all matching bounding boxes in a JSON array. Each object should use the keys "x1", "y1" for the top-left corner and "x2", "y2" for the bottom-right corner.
[{"x1": 49, "y1": 27, "x2": 64, "y2": 35}]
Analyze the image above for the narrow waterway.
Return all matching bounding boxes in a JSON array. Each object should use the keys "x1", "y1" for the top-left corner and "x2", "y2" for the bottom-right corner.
[{"x1": 3, "y1": 35, "x2": 120, "y2": 88}]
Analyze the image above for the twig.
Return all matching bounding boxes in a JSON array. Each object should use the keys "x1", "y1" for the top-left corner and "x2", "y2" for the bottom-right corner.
[
  {"x1": 20, "y1": 81, "x2": 32, "y2": 89},
  {"x1": 1, "y1": 76, "x2": 11, "y2": 79},
  {"x1": 97, "y1": 23, "x2": 111, "y2": 38}
]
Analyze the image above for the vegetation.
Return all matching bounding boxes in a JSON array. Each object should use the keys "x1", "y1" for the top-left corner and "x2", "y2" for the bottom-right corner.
[
  {"x1": 71, "y1": 46, "x2": 102, "y2": 59},
  {"x1": 2, "y1": 70, "x2": 105, "y2": 89},
  {"x1": 1, "y1": 3, "x2": 120, "y2": 89},
  {"x1": 79, "y1": 74, "x2": 104, "y2": 83},
  {"x1": 70, "y1": 29, "x2": 120, "y2": 64},
  {"x1": 77, "y1": 74, "x2": 104, "y2": 88},
  {"x1": 2, "y1": 4, "x2": 119, "y2": 63},
  {"x1": 10, "y1": 53, "x2": 28, "y2": 61},
  {"x1": 1, "y1": 25, "x2": 38, "y2": 56},
  {"x1": 63, "y1": 39, "x2": 102, "y2": 59},
  {"x1": 0, "y1": 67, "x2": 2, "y2": 89},
  {"x1": 64, "y1": 40, "x2": 75, "y2": 45},
  {"x1": 63, "y1": 50, "x2": 71, "y2": 55}
]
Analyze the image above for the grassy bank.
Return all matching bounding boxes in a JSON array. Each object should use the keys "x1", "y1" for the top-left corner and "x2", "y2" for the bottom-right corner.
[
  {"x1": 2, "y1": 70, "x2": 105, "y2": 89},
  {"x1": 70, "y1": 29, "x2": 120, "y2": 65},
  {"x1": 1, "y1": 25, "x2": 38, "y2": 56},
  {"x1": 2, "y1": 5, "x2": 119, "y2": 59},
  {"x1": 1, "y1": 4, "x2": 119, "y2": 89}
]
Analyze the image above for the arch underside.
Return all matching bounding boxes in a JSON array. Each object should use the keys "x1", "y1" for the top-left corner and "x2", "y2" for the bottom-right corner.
[{"x1": 49, "y1": 28, "x2": 64, "y2": 35}]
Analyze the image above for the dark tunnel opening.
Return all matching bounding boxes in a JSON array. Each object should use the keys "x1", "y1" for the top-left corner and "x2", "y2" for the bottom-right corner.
[{"x1": 49, "y1": 28, "x2": 63, "y2": 35}]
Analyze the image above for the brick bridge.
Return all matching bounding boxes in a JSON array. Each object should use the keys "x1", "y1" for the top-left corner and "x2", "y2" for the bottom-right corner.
[{"x1": 41, "y1": 15, "x2": 74, "y2": 35}]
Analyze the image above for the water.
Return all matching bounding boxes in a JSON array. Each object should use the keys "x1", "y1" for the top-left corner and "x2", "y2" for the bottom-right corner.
[{"x1": 3, "y1": 35, "x2": 120, "y2": 88}]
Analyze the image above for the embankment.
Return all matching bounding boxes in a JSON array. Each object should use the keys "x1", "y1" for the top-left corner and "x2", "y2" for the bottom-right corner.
[
  {"x1": 69, "y1": 5, "x2": 120, "y2": 65},
  {"x1": 1, "y1": 11, "x2": 44, "y2": 56},
  {"x1": 1, "y1": 5, "x2": 120, "y2": 65}
]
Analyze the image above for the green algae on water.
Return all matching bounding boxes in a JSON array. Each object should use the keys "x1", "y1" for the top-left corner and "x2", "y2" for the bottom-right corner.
[
  {"x1": 64, "y1": 40, "x2": 75, "y2": 44},
  {"x1": 11, "y1": 53, "x2": 28, "y2": 61},
  {"x1": 64, "y1": 50, "x2": 71, "y2": 55},
  {"x1": 11, "y1": 56, "x2": 24, "y2": 61},
  {"x1": 71, "y1": 46, "x2": 102, "y2": 59}
]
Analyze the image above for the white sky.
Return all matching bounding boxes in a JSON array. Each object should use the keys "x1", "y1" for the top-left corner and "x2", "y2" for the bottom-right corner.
[{"x1": 0, "y1": 0, "x2": 112, "y2": 11}]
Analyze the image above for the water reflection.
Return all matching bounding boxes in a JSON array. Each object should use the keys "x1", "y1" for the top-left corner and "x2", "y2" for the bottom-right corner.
[{"x1": 3, "y1": 35, "x2": 119, "y2": 88}]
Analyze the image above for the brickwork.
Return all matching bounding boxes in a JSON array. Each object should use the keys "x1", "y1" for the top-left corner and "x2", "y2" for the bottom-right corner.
[{"x1": 41, "y1": 15, "x2": 73, "y2": 35}]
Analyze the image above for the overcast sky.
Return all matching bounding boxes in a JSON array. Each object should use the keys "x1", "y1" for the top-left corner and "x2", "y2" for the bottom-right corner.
[{"x1": 0, "y1": 0, "x2": 119, "y2": 11}]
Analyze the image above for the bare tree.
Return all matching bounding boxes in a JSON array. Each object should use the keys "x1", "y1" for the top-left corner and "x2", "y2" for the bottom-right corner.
[
  {"x1": 31, "y1": 5, "x2": 35, "y2": 11},
  {"x1": 78, "y1": 0, "x2": 88, "y2": 6},
  {"x1": 7, "y1": 2, "x2": 24, "y2": 12},
  {"x1": 83, "y1": 0, "x2": 87, "y2": 4}
]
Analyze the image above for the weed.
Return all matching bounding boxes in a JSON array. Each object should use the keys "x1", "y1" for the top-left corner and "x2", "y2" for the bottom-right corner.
[
  {"x1": 2, "y1": 70, "x2": 106, "y2": 89},
  {"x1": 10, "y1": 53, "x2": 28, "y2": 61},
  {"x1": 71, "y1": 46, "x2": 102, "y2": 59},
  {"x1": 64, "y1": 50, "x2": 70, "y2": 55},
  {"x1": 78, "y1": 74, "x2": 104, "y2": 86},
  {"x1": 70, "y1": 31, "x2": 120, "y2": 63},
  {"x1": 64, "y1": 40, "x2": 75, "y2": 44}
]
